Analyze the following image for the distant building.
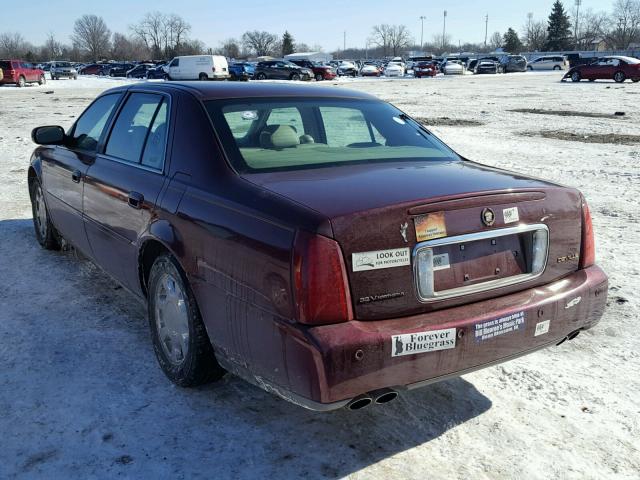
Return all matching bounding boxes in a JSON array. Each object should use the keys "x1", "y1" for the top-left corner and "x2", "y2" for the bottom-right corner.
[
  {"x1": 591, "y1": 38, "x2": 607, "y2": 52},
  {"x1": 284, "y1": 51, "x2": 333, "y2": 63}
]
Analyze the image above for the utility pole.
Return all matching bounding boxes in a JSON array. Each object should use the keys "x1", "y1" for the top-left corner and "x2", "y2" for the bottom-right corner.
[
  {"x1": 443, "y1": 10, "x2": 447, "y2": 50},
  {"x1": 574, "y1": 0, "x2": 582, "y2": 49},
  {"x1": 484, "y1": 14, "x2": 489, "y2": 47},
  {"x1": 419, "y1": 15, "x2": 426, "y2": 50},
  {"x1": 343, "y1": 31, "x2": 346, "y2": 52}
]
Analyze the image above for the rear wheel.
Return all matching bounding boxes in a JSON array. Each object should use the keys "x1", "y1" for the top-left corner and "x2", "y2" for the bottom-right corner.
[
  {"x1": 571, "y1": 71, "x2": 581, "y2": 82},
  {"x1": 290, "y1": 72, "x2": 301, "y2": 81},
  {"x1": 256, "y1": 72, "x2": 267, "y2": 80},
  {"x1": 29, "y1": 179, "x2": 60, "y2": 250},
  {"x1": 148, "y1": 254, "x2": 225, "y2": 387},
  {"x1": 614, "y1": 71, "x2": 626, "y2": 83},
  {"x1": 198, "y1": 72, "x2": 208, "y2": 81},
  {"x1": 632, "y1": 78, "x2": 640, "y2": 83},
  {"x1": 17, "y1": 75, "x2": 26, "y2": 87},
  {"x1": 38, "y1": 74, "x2": 45, "y2": 85},
  {"x1": 553, "y1": 65, "x2": 561, "y2": 70}
]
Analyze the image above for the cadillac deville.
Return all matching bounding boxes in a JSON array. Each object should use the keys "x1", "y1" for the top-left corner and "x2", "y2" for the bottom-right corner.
[{"x1": 28, "y1": 83, "x2": 608, "y2": 410}]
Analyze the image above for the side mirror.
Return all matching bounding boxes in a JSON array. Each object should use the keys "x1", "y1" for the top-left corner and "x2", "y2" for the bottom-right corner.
[{"x1": 32, "y1": 125, "x2": 65, "y2": 145}]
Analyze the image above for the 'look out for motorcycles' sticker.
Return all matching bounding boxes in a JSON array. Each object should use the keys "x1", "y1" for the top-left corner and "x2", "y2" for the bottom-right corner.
[
  {"x1": 352, "y1": 248, "x2": 410, "y2": 272},
  {"x1": 391, "y1": 328, "x2": 457, "y2": 357}
]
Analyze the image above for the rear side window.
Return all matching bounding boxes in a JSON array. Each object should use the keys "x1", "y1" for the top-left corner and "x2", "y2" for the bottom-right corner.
[
  {"x1": 0, "y1": 61, "x2": 10, "y2": 70},
  {"x1": 105, "y1": 93, "x2": 165, "y2": 165},
  {"x1": 141, "y1": 101, "x2": 168, "y2": 169},
  {"x1": 69, "y1": 94, "x2": 121, "y2": 151}
]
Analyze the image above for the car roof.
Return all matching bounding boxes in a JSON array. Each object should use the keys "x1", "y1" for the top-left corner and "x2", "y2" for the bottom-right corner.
[{"x1": 102, "y1": 82, "x2": 379, "y2": 101}]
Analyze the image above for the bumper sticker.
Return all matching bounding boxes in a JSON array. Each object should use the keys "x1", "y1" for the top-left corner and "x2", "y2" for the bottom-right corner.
[
  {"x1": 414, "y1": 211, "x2": 447, "y2": 242},
  {"x1": 392, "y1": 328, "x2": 456, "y2": 357},
  {"x1": 503, "y1": 207, "x2": 520, "y2": 224},
  {"x1": 534, "y1": 320, "x2": 551, "y2": 336},
  {"x1": 475, "y1": 311, "x2": 525, "y2": 342},
  {"x1": 352, "y1": 248, "x2": 410, "y2": 272}
]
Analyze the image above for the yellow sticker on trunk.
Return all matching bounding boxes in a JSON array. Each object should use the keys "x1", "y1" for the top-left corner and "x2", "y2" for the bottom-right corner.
[{"x1": 414, "y1": 211, "x2": 447, "y2": 242}]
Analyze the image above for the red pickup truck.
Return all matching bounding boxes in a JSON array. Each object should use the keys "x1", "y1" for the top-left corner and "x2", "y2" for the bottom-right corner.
[{"x1": 0, "y1": 60, "x2": 45, "y2": 87}]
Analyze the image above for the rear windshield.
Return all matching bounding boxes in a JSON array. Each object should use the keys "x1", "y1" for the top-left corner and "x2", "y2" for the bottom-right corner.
[
  {"x1": 0, "y1": 61, "x2": 11, "y2": 70},
  {"x1": 206, "y1": 98, "x2": 459, "y2": 173},
  {"x1": 54, "y1": 62, "x2": 72, "y2": 67}
]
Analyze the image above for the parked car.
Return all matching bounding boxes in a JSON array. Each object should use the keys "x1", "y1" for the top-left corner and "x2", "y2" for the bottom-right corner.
[
  {"x1": 474, "y1": 59, "x2": 499, "y2": 74},
  {"x1": 563, "y1": 56, "x2": 640, "y2": 83},
  {"x1": 79, "y1": 63, "x2": 109, "y2": 75},
  {"x1": 527, "y1": 55, "x2": 569, "y2": 71},
  {"x1": 360, "y1": 62, "x2": 382, "y2": 77},
  {"x1": 165, "y1": 55, "x2": 230, "y2": 81},
  {"x1": 126, "y1": 63, "x2": 155, "y2": 79},
  {"x1": 500, "y1": 55, "x2": 528, "y2": 73},
  {"x1": 108, "y1": 63, "x2": 135, "y2": 77},
  {"x1": 289, "y1": 59, "x2": 336, "y2": 81},
  {"x1": 413, "y1": 61, "x2": 437, "y2": 78},
  {"x1": 384, "y1": 61, "x2": 405, "y2": 77},
  {"x1": 228, "y1": 62, "x2": 256, "y2": 81},
  {"x1": 442, "y1": 60, "x2": 465, "y2": 75},
  {"x1": 145, "y1": 63, "x2": 168, "y2": 79},
  {"x1": 253, "y1": 60, "x2": 312, "y2": 81},
  {"x1": 0, "y1": 67, "x2": 3, "y2": 81},
  {"x1": 28, "y1": 82, "x2": 608, "y2": 411},
  {"x1": 336, "y1": 61, "x2": 358, "y2": 77},
  {"x1": 0, "y1": 60, "x2": 45, "y2": 87},
  {"x1": 50, "y1": 61, "x2": 78, "y2": 80}
]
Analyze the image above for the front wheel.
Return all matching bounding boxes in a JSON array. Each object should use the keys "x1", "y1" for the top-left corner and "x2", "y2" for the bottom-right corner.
[
  {"x1": 29, "y1": 180, "x2": 60, "y2": 250},
  {"x1": 256, "y1": 72, "x2": 267, "y2": 80},
  {"x1": 148, "y1": 255, "x2": 225, "y2": 387},
  {"x1": 38, "y1": 74, "x2": 45, "y2": 85},
  {"x1": 571, "y1": 71, "x2": 581, "y2": 82},
  {"x1": 315, "y1": 73, "x2": 323, "y2": 81},
  {"x1": 614, "y1": 71, "x2": 626, "y2": 83},
  {"x1": 290, "y1": 72, "x2": 301, "y2": 81}
]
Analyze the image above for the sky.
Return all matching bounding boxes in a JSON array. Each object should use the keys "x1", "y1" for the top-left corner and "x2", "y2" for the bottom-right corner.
[{"x1": 4, "y1": 0, "x2": 615, "y2": 51}]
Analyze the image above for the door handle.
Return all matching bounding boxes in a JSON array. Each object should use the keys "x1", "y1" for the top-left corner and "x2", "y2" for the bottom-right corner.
[
  {"x1": 71, "y1": 169, "x2": 82, "y2": 183},
  {"x1": 128, "y1": 191, "x2": 144, "y2": 209}
]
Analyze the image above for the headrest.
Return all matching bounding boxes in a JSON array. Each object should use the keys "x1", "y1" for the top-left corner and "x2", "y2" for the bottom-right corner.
[
  {"x1": 260, "y1": 125, "x2": 300, "y2": 148},
  {"x1": 299, "y1": 134, "x2": 315, "y2": 144}
]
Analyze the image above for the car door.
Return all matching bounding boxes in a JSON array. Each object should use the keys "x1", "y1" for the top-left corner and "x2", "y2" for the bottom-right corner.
[
  {"x1": 83, "y1": 91, "x2": 171, "y2": 293},
  {"x1": 167, "y1": 58, "x2": 180, "y2": 79},
  {"x1": 40, "y1": 93, "x2": 122, "y2": 256}
]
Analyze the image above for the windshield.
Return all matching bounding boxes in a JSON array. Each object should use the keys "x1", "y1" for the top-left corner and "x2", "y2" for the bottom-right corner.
[
  {"x1": 55, "y1": 62, "x2": 72, "y2": 67},
  {"x1": 206, "y1": 98, "x2": 459, "y2": 173}
]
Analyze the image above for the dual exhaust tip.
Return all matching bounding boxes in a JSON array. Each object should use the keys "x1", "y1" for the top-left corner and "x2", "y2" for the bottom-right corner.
[{"x1": 347, "y1": 388, "x2": 399, "y2": 410}]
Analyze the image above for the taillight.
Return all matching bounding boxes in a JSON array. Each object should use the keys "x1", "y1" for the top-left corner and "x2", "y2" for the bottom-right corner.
[
  {"x1": 579, "y1": 198, "x2": 595, "y2": 269},
  {"x1": 292, "y1": 230, "x2": 353, "y2": 325}
]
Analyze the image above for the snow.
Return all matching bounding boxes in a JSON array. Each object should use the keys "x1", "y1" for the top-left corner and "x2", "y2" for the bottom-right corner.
[{"x1": 1, "y1": 72, "x2": 639, "y2": 479}]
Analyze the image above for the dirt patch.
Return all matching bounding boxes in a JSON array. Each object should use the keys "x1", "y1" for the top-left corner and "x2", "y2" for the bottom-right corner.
[
  {"x1": 415, "y1": 117, "x2": 484, "y2": 127},
  {"x1": 510, "y1": 108, "x2": 626, "y2": 119},
  {"x1": 521, "y1": 130, "x2": 640, "y2": 145}
]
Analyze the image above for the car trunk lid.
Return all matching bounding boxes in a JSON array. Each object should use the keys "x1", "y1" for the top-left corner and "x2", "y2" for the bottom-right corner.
[{"x1": 245, "y1": 160, "x2": 583, "y2": 320}]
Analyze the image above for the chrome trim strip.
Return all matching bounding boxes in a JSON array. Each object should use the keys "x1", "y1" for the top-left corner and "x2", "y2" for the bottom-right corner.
[{"x1": 412, "y1": 224, "x2": 550, "y2": 303}]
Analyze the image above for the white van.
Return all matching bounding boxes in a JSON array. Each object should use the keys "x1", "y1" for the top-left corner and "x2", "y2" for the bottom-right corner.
[
  {"x1": 527, "y1": 55, "x2": 569, "y2": 71},
  {"x1": 164, "y1": 55, "x2": 230, "y2": 80}
]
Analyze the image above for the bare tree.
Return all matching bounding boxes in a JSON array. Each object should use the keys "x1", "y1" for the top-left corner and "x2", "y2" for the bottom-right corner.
[
  {"x1": 72, "y1": 15, "x2": 111, "y2": 61},
  {"x1": 388, "y1": 25, "x2": 412, "y2": 56},
  {"x1": 575, "y1": 9, "x2": 609, "y2": 49},
  {"x1": 489, "y1": 31, "x2": 503, "y2": 50},
  {"x1": 43, "y1": 32, "x2": 62, "y2": 59},
  {"x1": 131, "y1": 12, "x2": 167, "y2": 58},
  {"x1": 0, "y1": 32, "x2": 31, "y2": 58},
  {"x1": 603, "y1": 0, "x2": 640, "y2": 48},
  {"x1": 241, "y1": 30, "x2": 278, "y2": 56},
  {"x1": 522, "y1": 13, "x2": 547, "y2": 51},
  {"x1": 165, "y1": 14, "x2": 191, "y2": 56},
  {"x1": 370, "y1": 24, "x2": 393, "y2": 56},
  {"x1": 427, "y1": 33, "x2": 453, "y2": 54}
]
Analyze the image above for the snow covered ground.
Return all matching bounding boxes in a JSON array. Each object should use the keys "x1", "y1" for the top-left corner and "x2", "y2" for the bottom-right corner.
[{"x1": 0, "y1": 72, "x2": 638, "y2": 479}]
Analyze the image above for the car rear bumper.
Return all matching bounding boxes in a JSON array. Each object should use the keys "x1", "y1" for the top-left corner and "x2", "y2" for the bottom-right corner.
[{"x1": 263, "y1": 265, "x2": 607, "y2": 410}]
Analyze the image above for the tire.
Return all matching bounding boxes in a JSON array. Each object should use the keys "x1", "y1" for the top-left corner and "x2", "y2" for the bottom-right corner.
[
  {"x1": 99, "y1": 71, "x2": 105, "y2": 76},
  {"x1": 553, "y1": 65, "x2": 561, "y2": 70},
  {"x1": 314, "y1": 73, "x2": 323, "y2": 81},
  {"x1": 29, "y1": 179, "x2": 60, "y2": 250},
  {"x1": 198, "y1": 72, "x2": 208, "y2": 81},
  {"x1": 256, "y1": 72, "x2": 267, "y2": 80},
  {"x1": 163, "y1": 74, "x2": 171, "y2": 81},
  {"x1": 38, "y1": 74, "x2": 45, "y2": 85},
  {"x1": 17, "y1": 75, "x2": 26, "y2": 87},
  {"x1": 614, "y1": 71, "x2": 626, "y2": 83},
  {"x1": 632, "y1": 78, "x2": 640, "y2": 83},
  {"x1": 73, "y1": 75, "x2": 77, "y2": 80},
  {"x1": 148, "y1": 254, "x2": 225, "y2": 387},
  {"x1": 589, "y1": 79, "x2": 596, "y2": 82},
  {"x1": 571, "y1": 71, "x2": 581, "y2": 82},
  {"x1": 290, "y1": 72, "x2": 301, "y2": 81}
]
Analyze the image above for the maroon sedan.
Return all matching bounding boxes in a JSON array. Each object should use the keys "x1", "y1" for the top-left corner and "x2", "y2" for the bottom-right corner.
[
  {"x1": 28, "y1": 83, "x2": 607, "y2": 411},
  {"x1": 564, "y1": 55, "x2": 640, "y2": 83},
  {"x1": 414, "y1": 61, "x2": 438, "y2": 78}
]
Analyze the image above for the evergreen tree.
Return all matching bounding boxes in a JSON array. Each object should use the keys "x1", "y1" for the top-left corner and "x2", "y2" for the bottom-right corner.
[
  {"x1": 502, "y1": 28, "x2": 523, "y2": 52},
  {"x1": 281, "y1": 31, "x2": 295, "y2": 56},
  {"x1": 545, "y1": 1, "x2": 572, "y2": 51}
]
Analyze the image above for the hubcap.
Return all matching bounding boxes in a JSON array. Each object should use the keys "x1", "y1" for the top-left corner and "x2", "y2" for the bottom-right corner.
[
  {"x1": 155, "y1": 273, "x2": 190, "y2": 365},
  {"x1": 34, "y1": 186, "x2": 47, "y2": 239}
]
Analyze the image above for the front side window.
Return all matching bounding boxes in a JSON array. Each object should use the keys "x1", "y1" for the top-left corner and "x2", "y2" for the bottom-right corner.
[
  {"x1": 105, "y1": 93, "x2": 164, "y2": 164},
  {"x1": 69, "y1": 94, "x2": 121, "y2": 151},
  {"x1": 206, "y1": 98, "x2": 459, "y2": 173},
  {"x1": 169, "y1": 58, "x2": 179, "y2": 67}
]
